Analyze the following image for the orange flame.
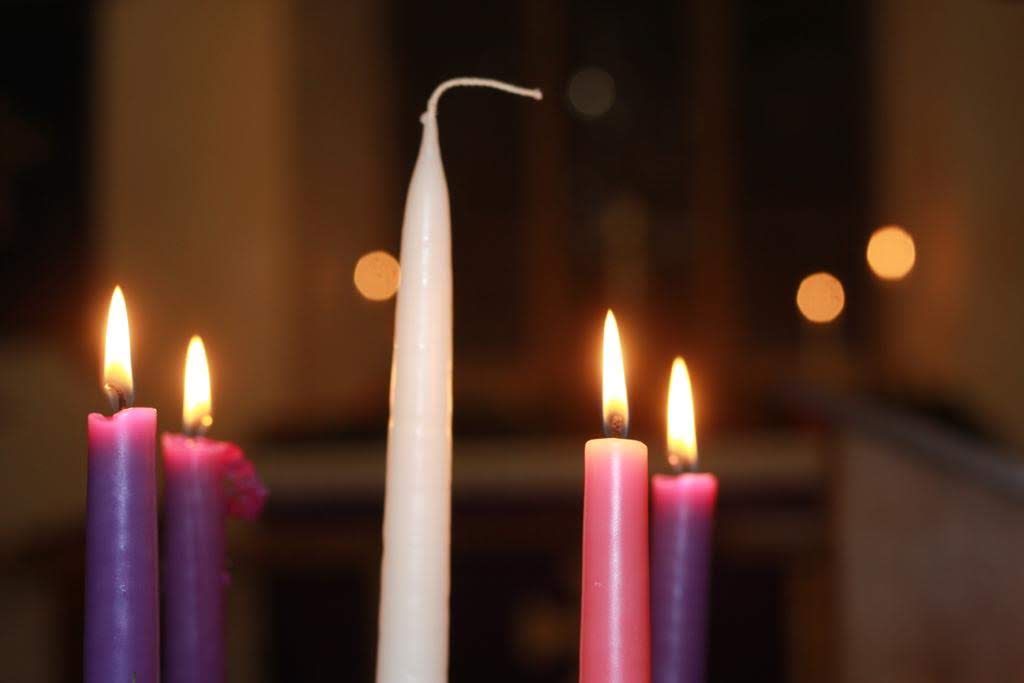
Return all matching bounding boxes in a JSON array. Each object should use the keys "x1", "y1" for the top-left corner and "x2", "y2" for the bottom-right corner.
[
  {"x1": 103, "y1": 286, "x2": 133, "y2": 405},
  {"x1": 667, "y1": 357, "x2": 697, "y2": 469},
  {"x1": 602, "y1": 310, "x2": 629, "y2": 437},
  {"x1": 183, "y1": 335, "x2": 213, "y2": 434}
]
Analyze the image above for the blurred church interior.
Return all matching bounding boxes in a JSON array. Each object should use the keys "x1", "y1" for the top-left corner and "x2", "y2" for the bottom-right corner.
[{"x1": 2, "y1": 1, "x2": 1024, "y2": 681}]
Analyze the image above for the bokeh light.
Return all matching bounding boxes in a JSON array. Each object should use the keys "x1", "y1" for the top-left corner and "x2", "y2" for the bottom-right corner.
[
  {"x1": 567, "y1": 67, "x2": 615, "y2": 119},
  {"x1": 353, "y1": 250, "x2": 400, "y2": 301},
  {"x1": 796, "y1": 272, "x2": 845, "y2": 324},
  {"x1": 867, "y1": 225, "x2": 916, "y2": 280}
]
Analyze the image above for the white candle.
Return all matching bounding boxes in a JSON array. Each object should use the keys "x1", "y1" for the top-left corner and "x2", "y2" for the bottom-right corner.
[{"x1": 376, "y1": 78, "x2": 541, "y2": 683}]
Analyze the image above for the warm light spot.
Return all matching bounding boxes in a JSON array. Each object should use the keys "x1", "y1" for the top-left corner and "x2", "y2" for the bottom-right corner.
[
  {"x1": 103, "y1": 286, "x2": 133, "y2": 401},
  {"x1": 796, "y1": 272, "x2": 845, "y2": 324},
  {"x1": 667, "y1": 357, "x2": 697, "y2": 470},
  {"x1": 567, "y1": 67, "x2": 615, "y2": 119},
  {"x1": 601, "y1": 310, "x2": 629, "y2": 437},
  {"x1": 867, "y1": 225, "x2": 916, "y2": 280},
  {"x1": 183, "y1": 335, "x2": 213, "y2": 434},
  {"x1": 354, "y1": 251, "x2": 401, "y2": 301}
]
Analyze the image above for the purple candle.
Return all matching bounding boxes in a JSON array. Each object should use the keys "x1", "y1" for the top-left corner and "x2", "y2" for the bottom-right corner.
[
  {"x1": 162, "y1": 432, "x2": 226, "y2": 683},
  {"x1": 163, "y1": 336, "x2": 266, "y2": 683},
  {"x1": 651, "y1": 358, "x2": 718, "y2": 683},
  {"x1": 85, "y1": 287, "x2": 159, "y2": 683}
]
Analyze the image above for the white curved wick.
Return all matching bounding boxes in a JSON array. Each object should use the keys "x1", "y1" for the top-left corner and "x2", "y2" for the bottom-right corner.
[{"x1": 422, "y1": 77, "x2": 543, "y2": 122}]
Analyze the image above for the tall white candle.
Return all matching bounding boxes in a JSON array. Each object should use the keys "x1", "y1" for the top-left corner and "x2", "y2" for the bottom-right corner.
[{"x1": 376, "y1": 78, "x2": 541, "y2": 683}]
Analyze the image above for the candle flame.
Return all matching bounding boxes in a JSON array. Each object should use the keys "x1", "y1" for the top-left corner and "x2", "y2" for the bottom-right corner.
[
  {"x1": 103, "y1": 286, "x2": 134, "y2": 407},
  {"x1": 183, "y1": 335, "x2": 213, "y2": 435},
  {"x1": 601, "y1": 310, "x2": 629, "y2": 438},
  {"x1": 667, "y1": 357, "x2": 698, "y2": 469}
]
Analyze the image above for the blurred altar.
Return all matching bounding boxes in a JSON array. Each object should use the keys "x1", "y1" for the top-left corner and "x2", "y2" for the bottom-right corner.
[{"x1": 2, "y1": 1, "x2": 1024, "y2": 681}]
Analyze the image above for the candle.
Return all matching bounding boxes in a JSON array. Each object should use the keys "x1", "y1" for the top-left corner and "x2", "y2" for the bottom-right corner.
[
  {"x1": 163, "y1": 336, "x2": 266, "y2": 683},
  {"x1": 579, "y1": 311, "x2": 651, "y2": 683},
  {"x1": 376, "y1": 77, "x2": 541, "y2": 683},
  {"x1": 85, "y1": 286, "x2": 159, "y2": 683},
  {"x1": 650, "y1": 358, "x2": 718, "y2": 683}
]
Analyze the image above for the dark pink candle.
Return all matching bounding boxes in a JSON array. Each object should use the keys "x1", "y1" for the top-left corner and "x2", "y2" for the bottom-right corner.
[
  {"x1": 163, "y1": 336, "x2": 266, "y2": 683},
  {"x1": 85, "y1": 287, "x2": 159, "y2": 683},
  {"x1": 651, "y1": 358, "x2": 717, "y2": 683},
  {"x1": 579, "y1": 311, "x2": 650, "y2": 683}
]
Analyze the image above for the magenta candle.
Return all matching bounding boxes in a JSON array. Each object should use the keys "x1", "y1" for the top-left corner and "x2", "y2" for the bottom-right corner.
[
  {"x1": 650, "y1": 358, "x2": 717, "y2": 683},
  {"x1": 579, "y1": 311, "x2": 650, "y2": 683},
  {"x1": 162, "y1": 336, "x2": 266, "y2": 683},
  {"x1": 85, "y1": 287, "x2": 159, "y2": 683}
]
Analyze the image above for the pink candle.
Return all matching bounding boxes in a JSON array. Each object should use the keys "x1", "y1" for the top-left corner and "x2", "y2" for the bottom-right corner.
[
  {"x1": 651, "y1": 358, "x2": 717, "y2": 683},
  {"x1": 162, "y1": 336, "x2": 266, "y2": 683},
  {"x1": 579, "y1": 311, "x2": 651, "y2": 683},
  {"x1": 85, "y1": 287, "x2": 159, "y2": 683}
]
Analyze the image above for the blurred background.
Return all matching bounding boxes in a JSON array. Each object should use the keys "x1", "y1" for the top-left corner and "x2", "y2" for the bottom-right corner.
[{"x1": 2, "y1": 1, "x2": 1024, "y2": 681}]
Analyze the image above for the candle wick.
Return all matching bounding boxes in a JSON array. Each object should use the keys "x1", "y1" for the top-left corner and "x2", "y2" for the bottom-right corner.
[
  {"x1": 422, "y1": 77, "x2": 543, "y2": 122},
  {"x1": 603, "y1": 412, "x2": 628, "y2": 439},
  {"x1": 103, "y1": 384, "x2": 133, "y2": 413},
  {"x1": 182, "y1": 420, "x2": 209, "y2": 439},
  {"x1": 668, "y1": 453, "x2": 699, "y2": 474}
]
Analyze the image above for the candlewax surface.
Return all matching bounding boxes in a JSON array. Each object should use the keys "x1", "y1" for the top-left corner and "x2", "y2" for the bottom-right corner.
[
  {"x1": 580, "y1": 438, "x2": 650, "y2": 683},
  {"x1": 377, "y1": 112, "x2": 452, "y2": 683},
  {"x1": 85, "y1": 407, "x2": 159, "y2": 683},
  {"x1": 162, "y1": 434, "x2": 231, "y2": 683},
  {"x1": 650, "y1": 473, "x2": 718, "y2": 683}
]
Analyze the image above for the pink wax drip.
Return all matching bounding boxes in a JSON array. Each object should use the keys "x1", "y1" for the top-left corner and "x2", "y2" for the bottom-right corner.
[{"x1": 219, "y1": 442, "x2": 268, "y2": 520}]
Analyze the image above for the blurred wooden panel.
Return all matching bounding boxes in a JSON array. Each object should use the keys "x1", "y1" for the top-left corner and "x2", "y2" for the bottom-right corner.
[
  {"x1": 874, "y1": 0, "x2": 1024, "y2": 446},
  {"x1": 96, "y1": 0, "x2": 401, "y2": 436},
  {"x1": 290, "y1": 0, "x2": 399, "y2": 425},
  {"x1": 96, "y1": 0, "x2": 293, "y2": 436},
  {"x1": 836, "y1": 431, "x2": 1024, "y2": 682}
]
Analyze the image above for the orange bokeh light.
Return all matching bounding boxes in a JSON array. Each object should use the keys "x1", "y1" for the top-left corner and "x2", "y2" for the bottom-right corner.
[
  {"x1": 354, "y1": 251, "x2": 401, "y2": 301},
  {"x1": 867, "y1": 225, "x2": 916, "y2": 280},
  {"x1": 796, "y1": 272, "x2": 845, "y2": 324}
]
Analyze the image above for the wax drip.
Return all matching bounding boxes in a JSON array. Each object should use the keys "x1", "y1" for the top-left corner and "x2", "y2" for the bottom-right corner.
[
  {"x1": 219, "y1": 443, "x2": 268, "y2": 521},
  {"x1": 421, "y1": 77, "x2": 542, "y2": 123}
]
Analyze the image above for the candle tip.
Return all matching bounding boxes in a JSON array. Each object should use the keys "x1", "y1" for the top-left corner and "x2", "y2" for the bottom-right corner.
[
  {"x1": 603, "y1": 411, "x2": 628, "y2": 439},
  {"x1": 103, "y1": 383, "x2": 133, "y2": 413},
  {"x1": 668, "y1": 454, "x2": 698, "y2": 474},
  {"x1": 424, "y1": 77, "x2": 543, "y2": 119}
]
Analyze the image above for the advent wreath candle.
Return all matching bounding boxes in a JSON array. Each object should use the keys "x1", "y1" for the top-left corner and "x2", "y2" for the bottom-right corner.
[
  {"x1": 579, "y1": 311, "x2": 651, "y2": 683},
  {"x1": 376, "y1": 77, "x2": 540, "y2": 683},
  {"x1": 651, "y1": 358, "x2": 718, "y2": 683},
  {"x1": 162, "y1": 336, "x2": 266, "y2": 683},
  {"x1": 85, "y1": 286, "x2": 159, "y2": 683}
]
